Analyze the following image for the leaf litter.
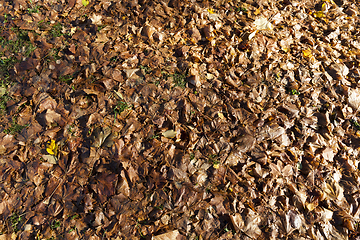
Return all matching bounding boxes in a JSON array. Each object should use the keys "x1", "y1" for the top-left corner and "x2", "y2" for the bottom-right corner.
[{"x1": 1, "y1": 0, "x2": 360, "y2": 239}]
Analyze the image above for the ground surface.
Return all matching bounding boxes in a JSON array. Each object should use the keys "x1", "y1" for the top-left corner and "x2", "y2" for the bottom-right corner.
[{"x1": 1, "y1": 0, "x2": 360, "y2": 239}]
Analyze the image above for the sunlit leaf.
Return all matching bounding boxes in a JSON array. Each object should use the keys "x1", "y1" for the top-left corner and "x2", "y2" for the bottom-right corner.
[
  {"x1": 207, "y1": 8, "x2": 215, "y2": 14},
  {"x1": 248, "y1": 30, "x2": 257, "y2": 40},
  {"x1": 70, "y1": 27, "x2": 77, "y2": 35},
  {"x1": 254, "y1": 16, "x2": 273, "y2": 31},
  {"x1": 46, "y1": 140, "x2": 58, "y2": 155},
  {"x1": 302, "y1": 48, "x2": 312, "y2": 58},
  {"x1": 314, "y1": 11, "x2": 325, "y2": 18},
  {"x1": 254, "y1": 8, "x2": 261, "y2": 16},
  {"x1": 42, "y1": 154, "x2": 57, "y2": 164},
  {"x1": 218, "y1": 112, "x2": 225, "y2": 120},
  {"x1": 152, "y1": 230, "x2": 183, "y2": 240},
  {"x1": 82, "y1": 0, "x2": 89, "y2": 7},
  {"x1": 162, "y1": 130, "x2": 176, "y2": 138},
  {"x1": 213, "y1": 163, "x2": 220, "y2": 169}
]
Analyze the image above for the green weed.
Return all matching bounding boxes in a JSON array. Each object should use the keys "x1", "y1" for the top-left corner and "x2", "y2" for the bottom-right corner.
[
  {"x1": 97, "y1": 25, "x2": 106, "y2": 31},
  {"x1": 0, "y1": 28, "x2": 37, "y2": 81},
  {"x1": 171, "y1": 72, "x2": 187, "y2": 88},
  {"x1": 350, "y1": 119, "x2": 360, "y2": 131},
  {"x1": 68, "y1": 226, "x2": 76, "y2": 233},
  {"x1": 9, "y1": 213, "x2": 23, "y2": 233},
  {"x1": 150, "y1": 133, "x2": 160, "y2": 140},
  {"x1": 28, "y1": 5, "x2": 40, "y2": 14},
  {"x1": 290, "y1": 89, "x2": 300, "y2": 95},
  {"x1": 4, "y1": 118, "x2": 29, "y2": 135},
  {"x1": 161, "y1": 71, "x2": 188, "y2": 88},
  {"x1": 140, "y1": 65, "x2": 151, "y2": 75},
  {"x1": 59, "y1": 74, "x2": 73, "y2": 85},
  {"x1": 0, "y1": 88, "x2": 10, "y2": 114},
  {"x1": 50, "y1": 219, "x2": 61, "y2": 230},
  {"x1": 236, "y1": 7, "x2": 248, "y2": 13},
  {"x1": 50, "y1": 23, "x2": 63, "y2": 38},
  {"x1": 0, "y1": 28, "x2": 36, "y2": 56},
  {"x1": 114, "y1": 100, "x2": 131, "y2": 115},
  {"x1": 208, "y1": 154, "x2": 220, "y2": 165}
]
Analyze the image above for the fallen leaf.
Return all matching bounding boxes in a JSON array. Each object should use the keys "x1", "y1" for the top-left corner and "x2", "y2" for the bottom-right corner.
[
  {"x1": 42, "y1": 154, "x2": 57, "y2": 164},
  {"x1": 92, "y1": 127, "x2": 115, "y2": 148},
  {"x1": 162, "y1": 130, "x2": 177, "y2": 138},
  {"x1": 314, "y1": 11, "x2": 325, "y2": 18},
  {"x1": 82, "y1": 0, "x2": 89, "y2": 7},
  {"x1": 152, "y1": 230, "x2": 183, "y2": 240},
  {"x1": 0, "y1": 87, "x2": 6, "y2": 97},
  {"x1": 302, "y1": 48, "x2": 312, "y2": 58},
  {"x1": 46, "y1": 140, "x2": 58, "y2": 155},
  {"x1": 254, "y1": 16, "x2": 273, "y2": 31}
]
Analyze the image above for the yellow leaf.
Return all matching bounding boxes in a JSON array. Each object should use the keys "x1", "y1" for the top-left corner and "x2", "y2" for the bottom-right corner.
[
  {"x1": 218, "y1": 112, "x2": 225, "y2": 119},
  {"x1": 207, "y1": 8, "x2": 215, "y2": 14},
  {"x1": 162, "y1": 130, "x2": 177, "y2": 138},
  {"x1": 302, "y1": 48, "x2": 312, "y2": 58},
  {"x1": 322, "y1": 3, "x2": 327, "y2": 11},
  {"x1": 46, "y1": 140, "x2": 58, "y2": 155},
  {"x1": 70, "y1": 27, "x2": 77, "y2": 35},
  {"x1": 314, "y1": 11, "x2": 325, "y2": 18},
  {"x1": 82, "y1": 0, "x2": 89, "y2": 7}
]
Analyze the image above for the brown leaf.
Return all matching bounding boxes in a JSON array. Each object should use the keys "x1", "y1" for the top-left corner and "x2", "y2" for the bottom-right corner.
[{"x1": 152, "y1": 230, "x2": 184, "y2": 240}]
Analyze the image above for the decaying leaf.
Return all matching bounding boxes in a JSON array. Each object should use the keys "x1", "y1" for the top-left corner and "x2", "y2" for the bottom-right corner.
[{"x1": 92, "y1": 127, "x2": 115, "y2": 148}]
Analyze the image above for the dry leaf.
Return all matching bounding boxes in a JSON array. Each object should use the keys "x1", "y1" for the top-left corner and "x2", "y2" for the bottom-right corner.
[
  {"x1": 254, "y1": 16, "x2": 273, "y2": 31},
  {"x1": 0, "y1": 87, "x2": 6, "y2": 97},
  {"x1": 42, "y1": 154, "x2": 57, "y2": 164},
  {"x1": 92, "y1": 127, "x2": 115, "y2": 148},
  {"x1": 162, "y1": 130, "x2": 177, "y2": 138},
  {"x1": 152, "y1": 230, "x2": 183, "y2": 240},
  {"x1": 302, "y1": 48, "x2": 312, "y2": 58}
]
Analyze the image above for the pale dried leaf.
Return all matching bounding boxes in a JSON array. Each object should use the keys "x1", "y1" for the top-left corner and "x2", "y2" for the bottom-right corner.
[
  {"x1": 152, "y1": 230, "x2": 183, "y2": 240},
  {"x1": 254, "y1": 16, "x2": 273, "y2": 31},
  {"x1": 42, "y1": 154, "x2": 57, "y2": 164},
  {"x1": 162, "y1": 130, "x2": 177, "y2": 138}
]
